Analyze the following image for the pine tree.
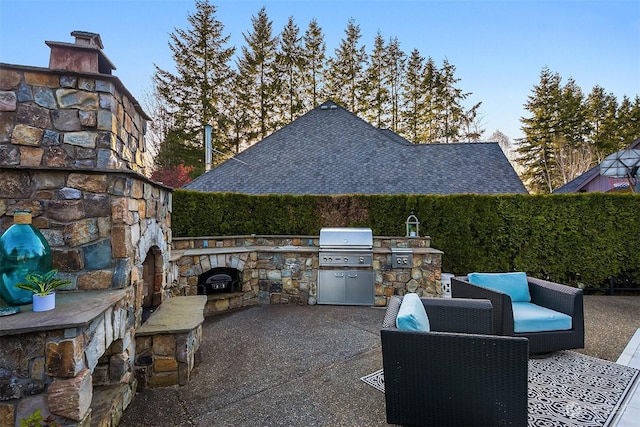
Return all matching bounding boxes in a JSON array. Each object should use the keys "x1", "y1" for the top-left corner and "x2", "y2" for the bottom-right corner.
[
  {"x1": 435, "y1": 59, "x2": 469, "y2": 143},
  {"x1": 422, "y1": 57, "x2": 440, "y2": 143},
  {"x1": 153, "y1": 0, "x2": 235, "y2": 173},
  {"x1": 616, "y1": 95, "x2": 640, "y2": 149},
  {"x1": 325, "y1": 19, "x2": 368, "y2": 113},
  {"x1": 554, "y1": 77, "x2": 592, "y2": 185},
  {"x1": 400, "y1": 49, "x2": 425, "y2": 142},
  {"x1": 239, "y1": 7, "x2": 280, "y2": 140},
  {"x1": 517, "y1": 67, "x2": 563, "y2": 193},
  {"x1": 277, "y1": 16, "x2": 307, "y2": 122},
  {"x1": 362, "y1": 32, "x2": 390, "y2": 128},
  {"x1": 386, "y1": 37, "x2": 406, "y2": 132},
  {"x1": 303, "y1": 18, "x2": 326, "y2": 108},
  {"x1": 586, "y1": 85, "x2": 619, "y2": 162}
]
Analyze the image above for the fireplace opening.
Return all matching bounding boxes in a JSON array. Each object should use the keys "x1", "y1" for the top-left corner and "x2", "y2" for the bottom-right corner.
[
  {"x1": 198, "y1": 267, "x2": 241, "y2": 295},
  {"x1": 142, "y1": 247, "x2": 163, "y2": 322}
]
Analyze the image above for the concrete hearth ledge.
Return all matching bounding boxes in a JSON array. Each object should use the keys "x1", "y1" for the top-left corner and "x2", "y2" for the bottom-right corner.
[
  {"x1": 0, "y1": 289, "x2": 129, "y2": 336},
  {"x1": 136, "y1": 296, "x2": 207, "y2": 336}
]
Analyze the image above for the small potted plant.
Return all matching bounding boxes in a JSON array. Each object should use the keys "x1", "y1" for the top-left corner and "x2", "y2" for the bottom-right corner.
[{"x1": 15, "y1": 270, "x2": 71, "y2": 312}]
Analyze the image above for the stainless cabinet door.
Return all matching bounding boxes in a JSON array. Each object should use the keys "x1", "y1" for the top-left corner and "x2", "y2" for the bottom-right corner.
[
  {"x1": 317, "y1": 270, "x2": 345, "y2": 304},
  {"x1": 345, "y1": 270, "x2": 374, "y2": 305}
]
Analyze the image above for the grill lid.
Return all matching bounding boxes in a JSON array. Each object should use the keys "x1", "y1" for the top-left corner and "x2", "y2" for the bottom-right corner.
[{"x1": 319, "y1": 227, "x2": 373, "y2": 249}]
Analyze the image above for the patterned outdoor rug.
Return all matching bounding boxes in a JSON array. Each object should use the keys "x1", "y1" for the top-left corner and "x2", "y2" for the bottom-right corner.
[{"x1": 361, "y1": 351, "x2": 639, "y2": 427}]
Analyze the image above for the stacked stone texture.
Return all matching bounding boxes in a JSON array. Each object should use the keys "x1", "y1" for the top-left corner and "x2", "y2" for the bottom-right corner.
[
  {"x1": 0, "y1": 61, "x2": 171, "y2": 427},
  {"x1": 0, "y1": 65, "x2": 148, "y2": 173},
  {"x1": 169, "y1": 236, "x2": 443, "y2": 314},
  {"x1": 0, "y1": 289, "x2": 136, "y2": 426}
]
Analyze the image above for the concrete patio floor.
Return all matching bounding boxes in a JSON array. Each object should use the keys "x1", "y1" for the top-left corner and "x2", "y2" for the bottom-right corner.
[{"x1": 119, "y1": 295, "x2": 640, "y2": 426}]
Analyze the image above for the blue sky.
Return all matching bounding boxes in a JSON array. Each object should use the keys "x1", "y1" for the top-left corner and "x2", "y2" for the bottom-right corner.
[{"x1": 1, "y1": 0, "x2": 638, "y2": 142}]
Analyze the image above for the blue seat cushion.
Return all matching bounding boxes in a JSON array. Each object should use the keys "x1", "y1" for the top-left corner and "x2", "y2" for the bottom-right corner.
[
  {"x1": 396, "y1": 293, "x2": 430, "y2": 332},
  {"x1": 512, "y1": 302, "x2": 572, "y2": 333},
  {"x1": 468, "y1": 272, "x2": 531, "y2": 302}
]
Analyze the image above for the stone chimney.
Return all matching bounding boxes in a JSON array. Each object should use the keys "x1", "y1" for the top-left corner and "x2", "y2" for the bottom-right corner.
[{"x1": 45, "y1": 30, "x2": 116, "y2": 74}]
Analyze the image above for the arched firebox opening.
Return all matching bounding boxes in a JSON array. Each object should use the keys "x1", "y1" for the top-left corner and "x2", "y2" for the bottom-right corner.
[
  {"x1": 142, "y1": 246, "x2": 163, "y2": 322},
  {"x1": 198, "y1": 267, "x2": 242, "y2": 295}
]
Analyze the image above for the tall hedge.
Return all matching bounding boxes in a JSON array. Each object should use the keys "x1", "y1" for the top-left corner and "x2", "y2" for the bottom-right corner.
[{"x1": 173, "y1": 190, "x2": 640, "y2": 289}]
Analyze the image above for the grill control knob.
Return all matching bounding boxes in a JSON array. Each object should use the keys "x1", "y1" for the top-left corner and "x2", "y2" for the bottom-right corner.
[
  {"x1": 359, "y1": 257, "x2": 364, "y2": 263},
  {"x1": 344, "y1": 257, "x2": 349, "y2": 262},
  {"x1": 328, "y1": 257, "x2": 332, "y2": 262}
]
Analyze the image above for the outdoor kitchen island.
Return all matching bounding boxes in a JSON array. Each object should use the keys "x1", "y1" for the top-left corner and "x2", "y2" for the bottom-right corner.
[{"x1": 168, "y1": 231, "x2": 443, "y2": 316}]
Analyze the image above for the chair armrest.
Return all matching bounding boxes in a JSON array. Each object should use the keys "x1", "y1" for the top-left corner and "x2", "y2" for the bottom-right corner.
[
  {"x1": 528, "y1": 276, "x2": 584, "y2": 332},
  {"x1": 383, "y1": 295, "x2": 494, "y2": 334},
  {"x1": 421, "y1": 297, "x2": 494, "y2": 334},
  {"x1": 528, "y1": 276, "x2": 582, "y2": 314},
  {"x1": 451, "y1": 277, "x2": 514, "y2": 335}
]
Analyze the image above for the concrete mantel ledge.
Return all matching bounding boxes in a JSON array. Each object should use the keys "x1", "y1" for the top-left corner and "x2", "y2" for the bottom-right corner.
[
  {"x1": 136, "y1": 295, "x2": 207, "y2": 336},
  {"x1": 0, "y1": 289, "x2": 129, "y2": 336}
]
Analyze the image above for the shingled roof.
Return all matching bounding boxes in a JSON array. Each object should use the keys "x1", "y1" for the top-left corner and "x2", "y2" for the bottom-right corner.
[{"x1": 184, "y1": 101, "x2": 528, "y2": 195}]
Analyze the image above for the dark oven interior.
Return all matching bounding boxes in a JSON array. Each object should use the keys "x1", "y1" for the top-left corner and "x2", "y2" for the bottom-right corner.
[{"x1": 198, "y1": 267, "x2": 241, "y2": 295}]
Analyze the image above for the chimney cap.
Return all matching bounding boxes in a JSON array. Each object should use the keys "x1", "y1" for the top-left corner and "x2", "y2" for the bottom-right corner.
[
  {"x1": 70, "y1": 31, "x2": 104, "y2": 49},
  {"x1": 46, "y1": 30, "x2": 116, "y2": 74}
]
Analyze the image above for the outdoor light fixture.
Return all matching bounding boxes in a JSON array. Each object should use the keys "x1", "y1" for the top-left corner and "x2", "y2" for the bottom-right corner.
[{"x1": 406, "y1": 212, "x2": 419, "y2": 237}]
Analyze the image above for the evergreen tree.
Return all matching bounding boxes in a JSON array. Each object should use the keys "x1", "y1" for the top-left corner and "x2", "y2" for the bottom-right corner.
[
  {"x1": 586, "y1": 85, "x2": 619, "y2": 162},
  {"x1": 554, "y1": 78, "x2": 591, "y2": 185},
  {"x1": 153, "y1": 0, "x2": 235, "y2": 172},
  {"x1": 227, "y1": 72, "x2": 254, "y2": 154},
  {"x1": 616, "y1": 95, "x2": 640, "y2": 149},
  {"x1": 325, "y1": 19, "x2": 368, "y2": 113},
  {"x1": 400, "y1": 49, "x2": 426, "y2": 142},
  {"x1": 435, "y1": 59, "x2": 469, "y2": 143},
  {"x1": 277, "y1": 16, "x2": 307, "y2": 122},
  {"x1": 386, "y1": 37, "x2": 406, "y2": 132},
  {"x1": 239, "y1": 7, "x2": 280, "y2": 140},
  {"x1": 362, "y1": 32, "x2": 390, "y2": 128},
  {"x1": 422, "y1": 57, "x2": 440, "y2": 143},
  {"x1": 517, "y1": 67, "x2": 563, "y2": 193},
  {"x1": 303, "y1": 18, "x2": 326, "y2": 108}
]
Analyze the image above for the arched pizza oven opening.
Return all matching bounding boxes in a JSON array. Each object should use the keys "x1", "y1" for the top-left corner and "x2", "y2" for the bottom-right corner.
[{"x1": 198, "y1": 267, "x2": 242, "y2": 295}]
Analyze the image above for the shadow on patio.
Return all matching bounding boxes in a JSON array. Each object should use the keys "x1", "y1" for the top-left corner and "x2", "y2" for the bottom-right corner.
[{"x1": 119, "y1": 295, "x2": 639, "y2": 427}]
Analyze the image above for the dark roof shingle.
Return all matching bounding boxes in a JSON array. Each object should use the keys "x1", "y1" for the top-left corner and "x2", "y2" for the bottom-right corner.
[{"x1": 184, "y1": 101, "x2": 528, "y2": 195}]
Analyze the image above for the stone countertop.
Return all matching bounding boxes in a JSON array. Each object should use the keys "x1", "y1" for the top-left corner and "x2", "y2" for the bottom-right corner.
[
  {"x1": 0, "y1": 289, "x2": 128, "y2": 337},
  {"x1": 136, "y1": 296, "x2": 207, "y2": 336},
  {"x1": 171, "y1": 245, "x2": 319, "y2": 261},
  {"x1": 171, "y1": 245, "x2": 442, "y2": 261}
]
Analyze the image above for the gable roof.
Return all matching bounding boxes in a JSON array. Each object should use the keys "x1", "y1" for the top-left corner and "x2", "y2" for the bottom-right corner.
[
  {"x1": 554, "y1": 137, "x2": 640, "y2": 193},
  {"x1": 184, "y1": 101, "x2": 528, "y2": 195}
]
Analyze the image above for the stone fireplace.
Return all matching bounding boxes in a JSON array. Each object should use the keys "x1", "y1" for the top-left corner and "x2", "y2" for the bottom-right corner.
[{"x1": 0, "y1": 31, "x2": 174, "y2": 426}]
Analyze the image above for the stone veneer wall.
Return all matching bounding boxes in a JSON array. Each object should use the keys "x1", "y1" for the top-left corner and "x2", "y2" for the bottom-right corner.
[
  {"x1": 0, "y1": 63, "x2": 150, "y2": 173},
  {"x1": 169, "y1": 235, "x2": 443, "y2": 315},
  {"x1": 0, "y1": 290, "x2": 136, "y2": 426},
  {"x1": 0, "y1": 168, "x2": 171, "y2": 303},
  {"x1": 0, "y1": 59, "x2": 172, "y2": 426}
]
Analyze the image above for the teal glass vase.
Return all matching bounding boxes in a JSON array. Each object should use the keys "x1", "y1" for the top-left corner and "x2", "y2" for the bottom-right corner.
[{"x1": 0, "y1": 211, "x2": 52, "y2": 305}]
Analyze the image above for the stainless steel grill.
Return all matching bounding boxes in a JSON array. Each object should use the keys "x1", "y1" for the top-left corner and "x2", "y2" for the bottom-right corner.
[
  {"x1": 319, "y1": 227, "x2": 373, "y2": 267},
  {"x1": 317, "y1": 228, "x2": 374, "y2": 306}
]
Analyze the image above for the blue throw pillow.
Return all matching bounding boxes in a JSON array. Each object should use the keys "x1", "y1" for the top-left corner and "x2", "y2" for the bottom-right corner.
[
  {"x1": 468, "y1": 272, "x2": 531, "y2": 302},
  {"x1": 396, "y1": 293, "x2": 431, "y2": 331}
]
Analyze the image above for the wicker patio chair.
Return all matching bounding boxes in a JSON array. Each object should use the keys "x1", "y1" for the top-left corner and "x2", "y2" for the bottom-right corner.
[
  {"x1": 451, "y1": 275, "x2": 584, "y2": 354},
  {"x1": 381, "y1": 296, "x2": 529, "y2": 427}
]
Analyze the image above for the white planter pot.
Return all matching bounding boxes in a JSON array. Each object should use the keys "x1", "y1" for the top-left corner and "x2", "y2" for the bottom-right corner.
[{"x1": 32, "y1": 292, "x2": 55, "y2": 312}]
